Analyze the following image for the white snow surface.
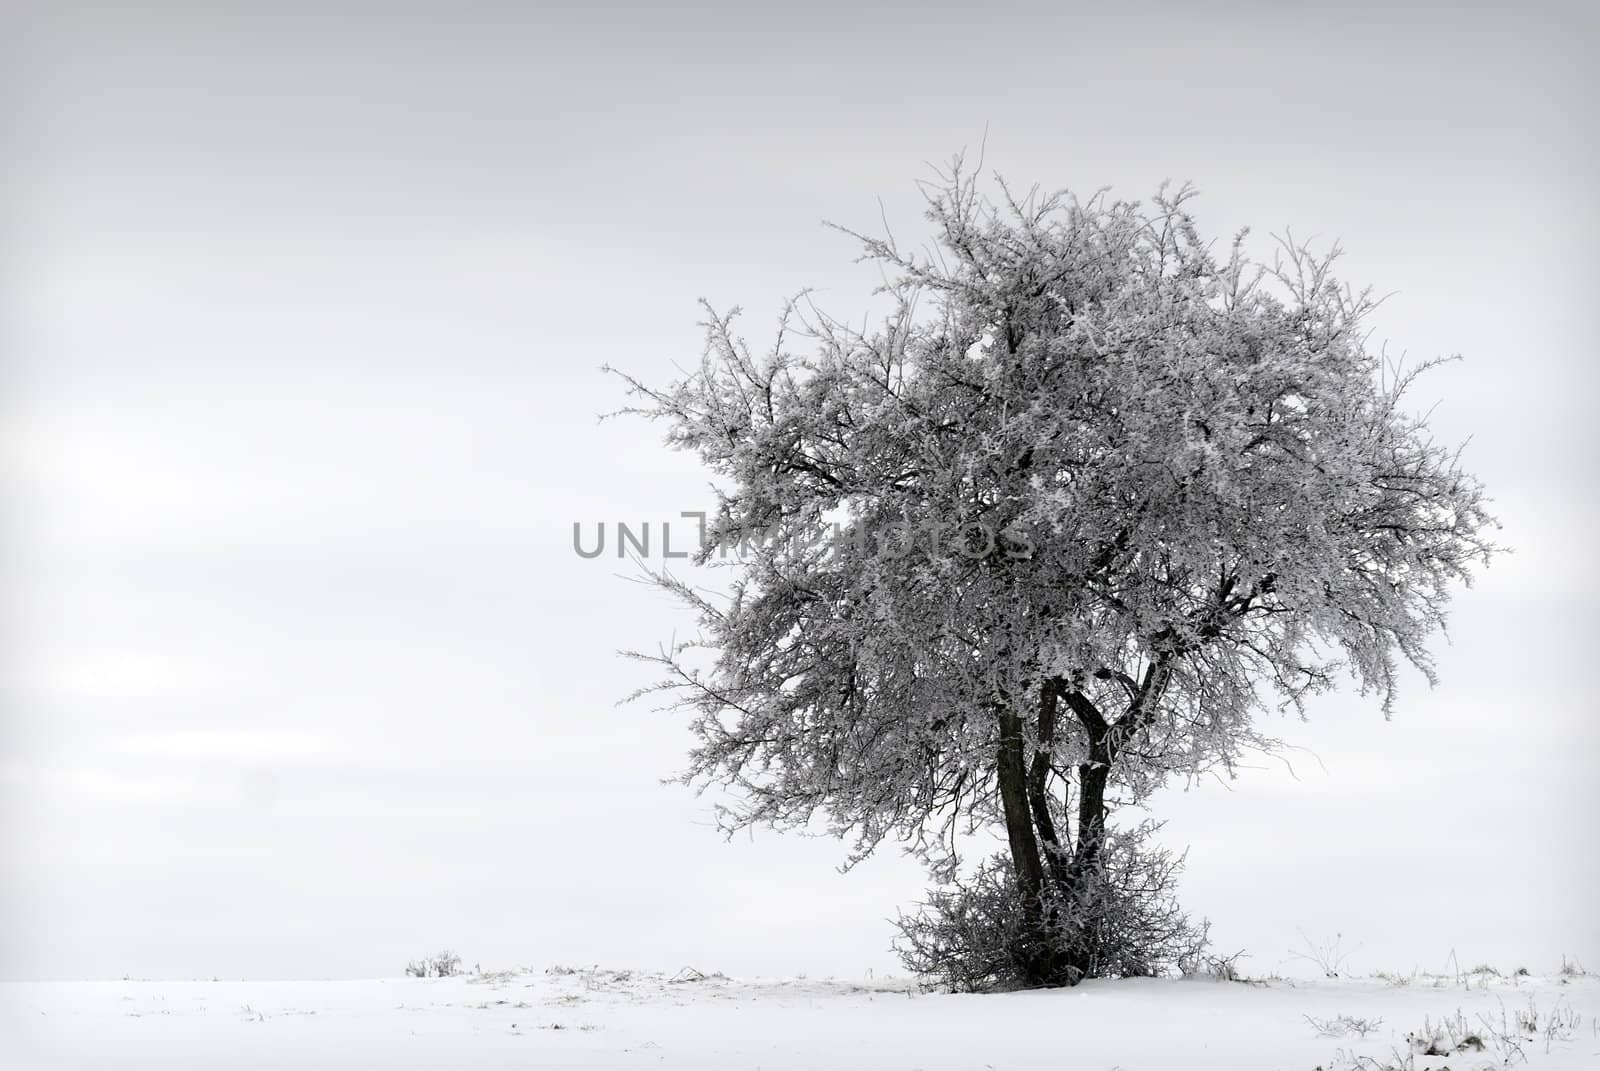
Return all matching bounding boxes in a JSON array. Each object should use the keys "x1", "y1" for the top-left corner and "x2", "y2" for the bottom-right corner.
[{"x1": 3, "y1": 966, "x2": 1597, "y2": 1069}]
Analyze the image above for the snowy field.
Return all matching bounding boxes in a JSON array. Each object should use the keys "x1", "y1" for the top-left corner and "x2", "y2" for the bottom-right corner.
[{"x1": 3, "y1": 965, "x2": 1596, "y2": 1070}]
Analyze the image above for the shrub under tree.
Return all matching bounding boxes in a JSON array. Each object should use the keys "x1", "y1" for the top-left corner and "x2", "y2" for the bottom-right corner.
[{"x1": 895, "y1": 822, "x2": 1208, "y2": 991}]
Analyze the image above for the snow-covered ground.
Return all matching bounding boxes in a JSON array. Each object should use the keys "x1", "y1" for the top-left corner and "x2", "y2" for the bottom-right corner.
[{"x1": 3, "y1": 965, "x2": 1596, "y2": 1070}]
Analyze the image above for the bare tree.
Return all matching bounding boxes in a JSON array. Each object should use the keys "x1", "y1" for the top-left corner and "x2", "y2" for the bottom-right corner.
[{"x1": 611, "y1": 159, "x2": 1497, "y2": 987}]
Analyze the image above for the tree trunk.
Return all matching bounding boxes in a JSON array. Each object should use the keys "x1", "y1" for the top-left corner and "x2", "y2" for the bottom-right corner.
[
  {"x1": 994, "y1": 703, "x2": 1044, "y2": 913},
  {"x1": 1028, "y1": 678, "x2": 1072, "y2": 890},
  {"x1": 1060, "y1": 687, "x2": 1112, "y2": 877},
  {"x1": 1059, "y1": 689, "x2": 1116, "y2": 983},
  {"x1": 1071, "y1": 738, "x2": 1111, "y2": 875}
]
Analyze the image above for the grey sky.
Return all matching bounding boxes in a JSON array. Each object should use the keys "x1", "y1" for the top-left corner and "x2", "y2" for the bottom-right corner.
[{"x1": 3, "y1": 2, "x2": 1596, "y2": 981}]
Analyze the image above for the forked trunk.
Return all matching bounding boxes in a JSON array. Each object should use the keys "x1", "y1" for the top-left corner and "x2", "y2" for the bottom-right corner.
[{"x1": 994, "y1": 682, "x2": 1094, "y2": 988}]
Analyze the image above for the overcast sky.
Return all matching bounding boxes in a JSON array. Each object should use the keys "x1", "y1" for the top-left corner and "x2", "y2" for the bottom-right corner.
[{"x1": 3, "y1": 1, "x2": 1596, "y2": 982}]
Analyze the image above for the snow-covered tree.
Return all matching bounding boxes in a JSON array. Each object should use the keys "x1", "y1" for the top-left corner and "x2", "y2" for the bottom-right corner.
[{"x1": 611, "y1": 160, "x2": 1497, "y2": 987}]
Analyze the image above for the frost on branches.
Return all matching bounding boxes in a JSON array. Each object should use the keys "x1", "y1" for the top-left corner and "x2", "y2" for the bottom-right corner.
[{"x1": 611, "y1": 160, "x2": 1498, "y2": 989}]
